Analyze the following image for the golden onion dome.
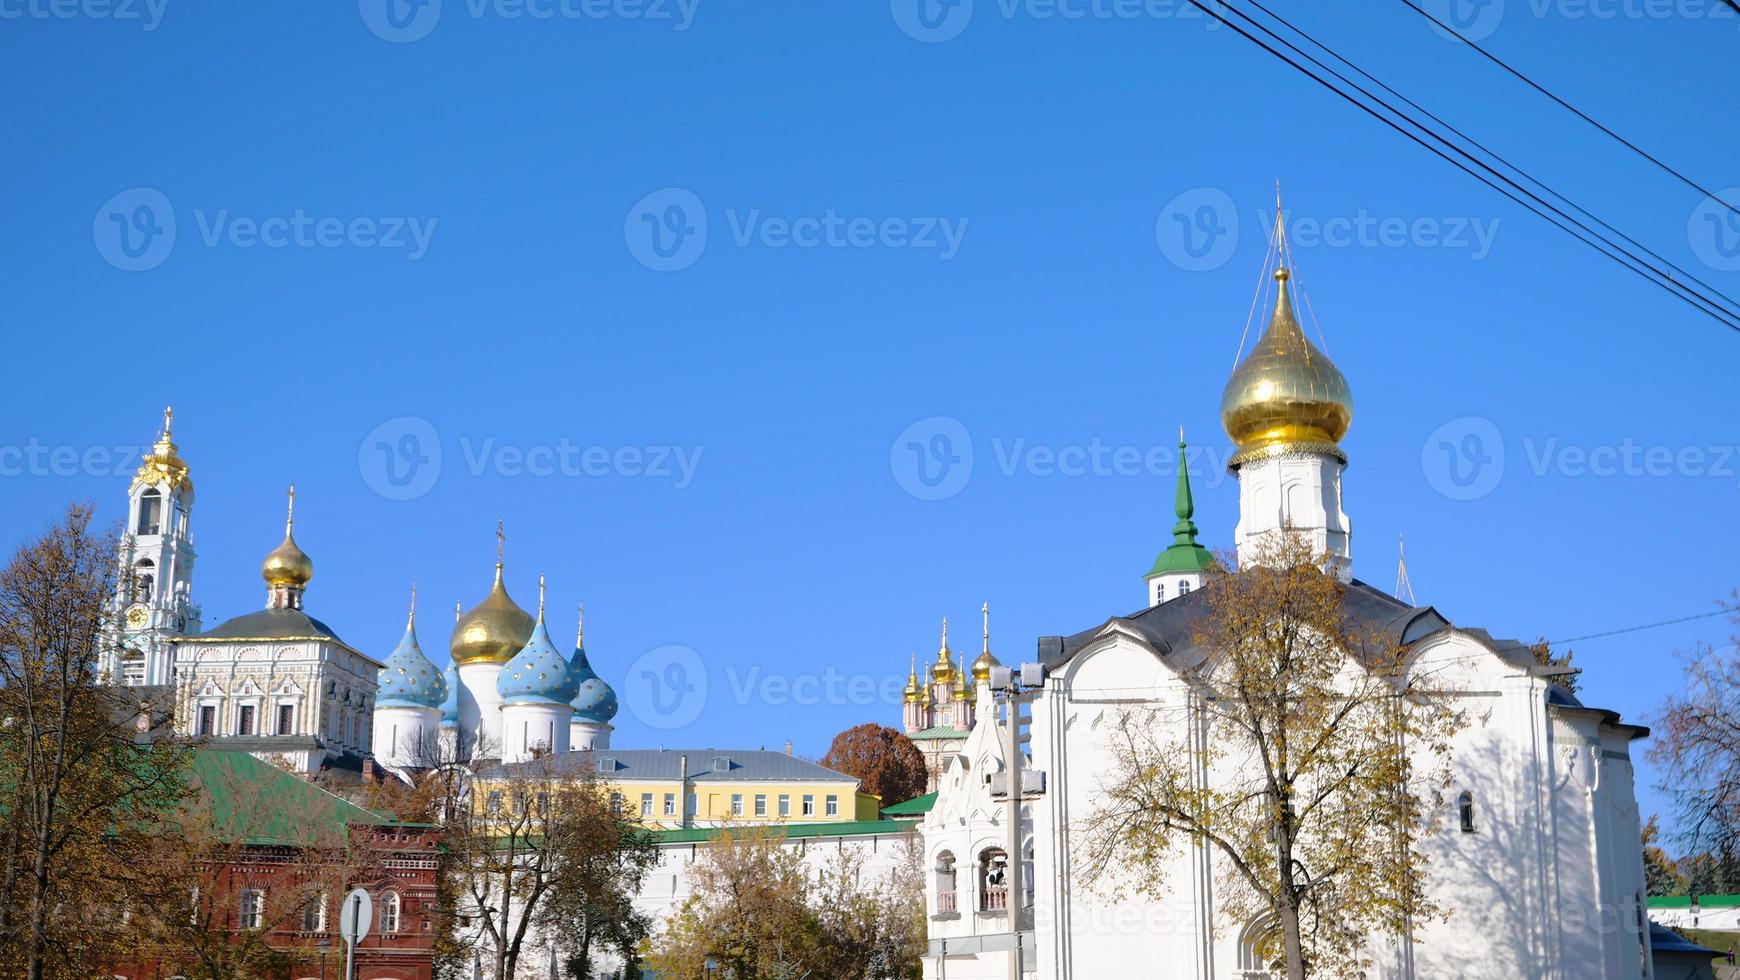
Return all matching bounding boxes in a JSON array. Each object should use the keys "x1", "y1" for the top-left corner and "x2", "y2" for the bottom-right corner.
[
  {"x1": 261, "y1": 532, "x2": 314, "y2": 587},
  {"x1": 972, "y1": 650, "x2": 999, "y2": 684},
  {"x1": 451, "y1": 564, "x2": 535, "y2": 665},
  {"x1": 1221, "y1": 267, "x2": 1352, "y2": 467},
  {"x1": 903, "y1": 657, "x2": 922, "y2": 703},
  {"x1": 261, "y1": 485, "x2": 312, "y2": 587},
  {"x1": 132, "y1": 406, "x2": 193, "y2": 495}
]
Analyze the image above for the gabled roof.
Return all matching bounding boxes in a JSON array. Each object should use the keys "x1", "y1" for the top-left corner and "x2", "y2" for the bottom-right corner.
[
  {"x1": 484, "y1": 748, "x2": 858, "y2": 784},
  {"x1": 1040, "y1": 577, "x2": 1451, "y2": 670},
  {"x1": 188, "y1": 750, "x2": 389, "y2": 846},
  {"x1": 881, "y1": 791, "x2": 937, "y2": 817}
]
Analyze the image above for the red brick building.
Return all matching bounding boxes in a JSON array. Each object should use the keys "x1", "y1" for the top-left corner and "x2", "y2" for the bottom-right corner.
[{"x1": 110, "y1": 751, "x2": 442, "y2": 980}]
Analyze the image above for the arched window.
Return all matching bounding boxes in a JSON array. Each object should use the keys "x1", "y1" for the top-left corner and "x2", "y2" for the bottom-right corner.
[
  {"x1": 978, "y1": 848, "x2": 1009, "y2": 912},
  {"x1": 1179, "y1": 579, "x2": 1192, "y2": 595},
  {"x1": 132, "y1": 559, "x2": 155, "y2": 603},
  {"x1": 1155, "y1": 583, "x2": 1165, "y2": 603},
  {"x1": 380, "y1": 891, "x2": 400, "y2": 933},
  {"x1": 1237, "y1": 915, "x2": 1281, "y2": 979},
  {"x1": 934, "y1": 851, "x2": 958, "y2": 914},
  {"x1": 238, "y1": 889, "x2": 264, "y2": 930},
  {"x1": 136, "y1": 489, "x2": 162, "y2": 535},
  {"x1": 1458, "y1": 791, "x2": 1476, "y2": 834}
]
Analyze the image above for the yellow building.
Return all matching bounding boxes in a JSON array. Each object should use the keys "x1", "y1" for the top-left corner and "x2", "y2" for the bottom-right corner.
[{"x1": 482, "y1": 748, "x2": 881, "y2": 829}]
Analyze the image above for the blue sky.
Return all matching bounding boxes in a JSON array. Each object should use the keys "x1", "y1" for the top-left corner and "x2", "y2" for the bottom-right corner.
[{"x1": 2, "y1": 0, "x2": 1736, "y2": 839}]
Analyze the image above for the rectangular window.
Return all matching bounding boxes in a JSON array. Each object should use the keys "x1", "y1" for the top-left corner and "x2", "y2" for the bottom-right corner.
[
  {"x1": 731, "y1": 794, "x2": 744, "y2": 816},
  {"x1": 663, "y1": 793, "x2": 676, "y2": 817},
  {"x1": 300, "y1": 894, "x2": 326, "y2": 933},
  {"x1": 641, "y1": 793, "x2": 654, "y2": 817},
  {"x1": 238, "y1": 889, "x2": 263, "y2": 930},
  {"x1": 486, "y1": 791, "x2": 503, "y2": 816},
  {"x1": 277, "y1": 704, "x2": 294, "y2": 735},
  {"x1": 778, "y1": 795, "x2": 791, "y2": 817},
  {"x1": 237, "y1": 705, "x2": 255, "y2": 736},
  {"x1": 610, "y1": 793, "x2": 624, "y2": 815},
  {"x1": 754, "y1": 794, "x2": 767, "y2": 817},
  {"x1": 826, "y1": 795, "x2": 839, "y2": 817},
  {"x1": 802, "y1": 795, "x2": 815, "y2": 817},
  {"x1": 197, "y1": 705, "x2": 215, "y2": 737}
]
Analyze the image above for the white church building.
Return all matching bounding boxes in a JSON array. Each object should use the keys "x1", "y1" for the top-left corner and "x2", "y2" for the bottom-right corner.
[{"x1": 919, "y1": 239, "x2": 1653, "y2": 979}]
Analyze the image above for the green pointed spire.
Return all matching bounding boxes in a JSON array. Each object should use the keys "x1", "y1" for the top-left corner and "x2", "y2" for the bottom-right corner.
[{"x1": 1145, "y1": 432, "x2": 1216, "y2": 578}]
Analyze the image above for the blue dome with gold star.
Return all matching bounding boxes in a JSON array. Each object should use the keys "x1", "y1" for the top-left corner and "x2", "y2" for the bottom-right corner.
[
  {"x1": 439, "y1": 664, "x2": 460, "y2": 727},
  {"x1": 497, "y1": 609, "x2": 579, "y2": 707},
  {"x1": 569, "y1": 646, "x2": 618, "y2": 724},
  {"x1": 377, "y1": 615, "x2": 447, "y2": 710}
]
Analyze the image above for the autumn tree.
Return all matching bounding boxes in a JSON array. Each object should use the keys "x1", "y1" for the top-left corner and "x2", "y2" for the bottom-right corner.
[
  {"x1": 647, "y1": 826, "x2": 924, "y2": 980},
  {"x1": 1648, "y1": 592, "x2": 1740, "y2": 860},
  {"x1": 1079, "y1": 534, "x2": 1464, "y2": 980},
  {"x1": 1642, "y1": 815, "x2": 1689, "y2": 897},
  {"x1": 0, "y1": 504, "x2": 196, "y2": 980},
  {"x1": 447, "y1": 755, "x2": 653, "y2": 980},
  {"x1": 821, "y1": 724, "x2": 927, "y2": 807}
]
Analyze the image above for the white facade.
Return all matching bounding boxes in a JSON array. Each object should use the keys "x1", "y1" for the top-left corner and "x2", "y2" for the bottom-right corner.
[
  {"x1": 374, "y1": 703, "x2": 441, "y2": 773},
  {"x1": 919, "y1": 683, "x2": 1034, "y2": 979},
  {"x1": 459, "y1": 660, "x2": 507, "y2": 755},
  {"x1": 172, "y1": 627, "x2": 383, "y2": 775},
  {"x1": 570, "y1": 717, "x2": 613, "y2": 751},
  {"x1": 1232, "y1": 448, "x2": 1351, "y2": 578},
  {"x1": 1009, "y1": 619, "x2": 1651, "y2": 980},
  {"x1": 107, "y1": 409, "x2": 200, "y2": 686},
  {"x1": 501, "y1": 701, "x2": 572, "y2": 764}
]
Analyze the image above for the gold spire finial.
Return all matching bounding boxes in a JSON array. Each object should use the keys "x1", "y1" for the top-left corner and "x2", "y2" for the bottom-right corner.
[
  {"x1": 285, "y1": 483, "x2": 296, "y2": 532},
  {"x1": 982, "y1": 602, "x2": 990, "y2": 654},
  {"x1": 495, "y1": 519, "x2": 505, "y2": 569},
  {"x1": 162, "y1": 405, "x2": 174, "y2": 439},
  {"x1": 455, "y1": 600, "x2": 463, "y2": 623},
  {"x1": 1275, "y1": 266, "x2": 1290, "y2": 283}
]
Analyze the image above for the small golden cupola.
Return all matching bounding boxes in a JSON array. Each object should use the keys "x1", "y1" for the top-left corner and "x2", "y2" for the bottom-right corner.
[
  {"x1": 904, "y1": 655, "x2": 923, "y2": 703},
  {"x1": 971, "y1": 602, "x2": 1000, "y2": 684},
  {"x1": 132, "y1": 405, "x2": 193, "y2": 496},
  {"x1": 929, "y1": 616, "x2": 956, "y2": 685},
  {"x1": 261, "y1": 484, "x2": 314, "y2": 609},
  {"x1": 1220, "y1": 227, "x2": 1353, "y2": 468},
  {"x1": 451, "y1": 522, "x2": 536, "y2": 666}
]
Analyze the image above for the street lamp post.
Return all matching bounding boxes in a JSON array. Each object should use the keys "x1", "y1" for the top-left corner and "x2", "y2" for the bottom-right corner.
[
  {"x1": 988, "y1": 662, "x2": 1045, "y2": 980},
  {"x1": 315, "y1": 938, "x2": 331, "y2": 980}
]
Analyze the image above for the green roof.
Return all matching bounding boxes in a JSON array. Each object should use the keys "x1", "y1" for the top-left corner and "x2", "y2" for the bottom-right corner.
[
  {"x1": 188, "y1": 750, "x2": 390, "y2": 846},
  {"x1": 908, "y1": 726, "x2": 969, "y2": 741},
  {"x1": 1650, "y1": 894, "x2": 1740, "y2": 909},
  {"x1": 648, "y1": 820, "x2": 914, "y2": 845},
  {"x1": 1146, "y1": 438, "x2": 1217, "y2": 578},
  {"x1": 880, "y1": 792, "x2": 936, "y2": 817}
]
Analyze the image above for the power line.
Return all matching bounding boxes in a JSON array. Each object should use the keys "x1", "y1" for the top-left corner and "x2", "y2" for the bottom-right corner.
[
  {"x1": 1243, "y1": 0, "x2": 1740, "y2": 325},
  {"x1": 1547, "y1": 607, "x2": 1733, "y2": 646},
  {"x1": 1396, "y1": 0, "x2": 1740, "y2": 223},
  {"x1": 1175, "y1": 0, "x2": 1740, "y2": 334}
]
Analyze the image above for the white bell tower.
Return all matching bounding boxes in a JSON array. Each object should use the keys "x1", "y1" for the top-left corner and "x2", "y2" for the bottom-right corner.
[{"x1": 109, "y1": 407, "x2": 200, "y2": 686}]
